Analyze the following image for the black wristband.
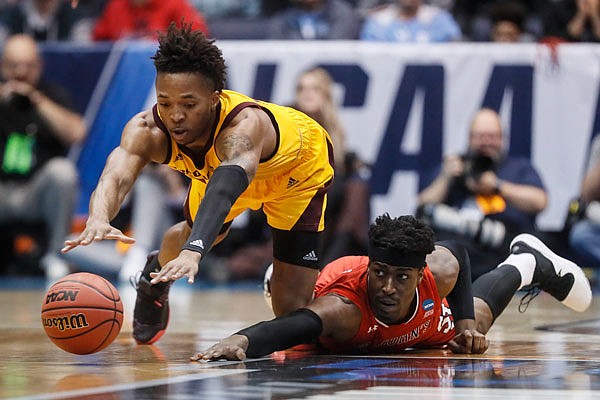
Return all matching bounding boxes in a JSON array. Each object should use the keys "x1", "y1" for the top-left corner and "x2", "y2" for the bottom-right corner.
[
  {"x1": 436, "y1": 240, "x2": 475, "y2": 321},
  {"x1": 182, "y1": 165, "x2": 249, "y2": 257},
  {"x1": 236, "y1": 308, "x2": 323, "y2": 358}
]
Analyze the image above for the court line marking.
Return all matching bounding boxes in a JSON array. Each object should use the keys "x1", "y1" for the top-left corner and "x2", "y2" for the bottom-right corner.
[
  {"x1": 337, "y1": 354, "x2": 600, "y2": 362},
  {"x1": 300, "y1": 386, "x2": 600, "y2": 400},
  {"x1": 7, "y1": 368, "x2": 259, "y2": 400}
]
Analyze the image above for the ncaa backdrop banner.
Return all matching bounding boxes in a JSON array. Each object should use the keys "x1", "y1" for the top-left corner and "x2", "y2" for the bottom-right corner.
[{"x1": 79, "y1": 41, "x2": 600, "y2": 230}]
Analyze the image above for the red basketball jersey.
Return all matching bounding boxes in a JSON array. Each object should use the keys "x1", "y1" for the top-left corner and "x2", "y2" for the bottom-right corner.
[{"x1": 314, "y1": 256, "x2": 455, "y2": 353}]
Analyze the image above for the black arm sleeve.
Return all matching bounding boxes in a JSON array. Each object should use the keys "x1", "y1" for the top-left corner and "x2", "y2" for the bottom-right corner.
[
  {"x1": 436, "y1": 240, "x2": 475, "y2": 321},
  {"x1": 236, "y1": 308, "x2": 323, "y2": 358},
  {"x1": 181, "y1": 165, "x2": 249, "y2": 256}
]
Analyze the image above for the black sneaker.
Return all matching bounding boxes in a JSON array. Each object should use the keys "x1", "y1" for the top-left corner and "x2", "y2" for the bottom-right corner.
[
  {"x1": 132, "y1": 251, "x2": 172, "y2": 344},
  {"x1": 510, "y1": 234, "x2": 592, "y2": 312}
]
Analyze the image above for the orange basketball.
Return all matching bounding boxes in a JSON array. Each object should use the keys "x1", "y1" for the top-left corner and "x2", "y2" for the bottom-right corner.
[{"x1": 41, "y1": 272, "x2": 124, "y2": 355}]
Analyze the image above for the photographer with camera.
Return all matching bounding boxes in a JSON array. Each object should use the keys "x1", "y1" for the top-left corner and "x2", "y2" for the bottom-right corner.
[
  {"x1": 0, "y1": 34, "x2": 86, "y2": 279},
  {"x1": 417, "y1": 108, "x2": 548, "y2": 279}
]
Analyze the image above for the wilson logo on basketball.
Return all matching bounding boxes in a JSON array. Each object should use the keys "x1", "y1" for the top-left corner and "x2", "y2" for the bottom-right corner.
[
  {"x1": 42, "y1": 313, "x2": 89, "y2": 331},
  {"x1": 45, "y1": 290, "x2": 79, "y2": 304}
]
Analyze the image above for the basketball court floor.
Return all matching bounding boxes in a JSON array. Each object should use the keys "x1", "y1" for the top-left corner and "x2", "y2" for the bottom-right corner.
[{"x1": 2, "y1": 277, "x2": 600, "y2": 400}]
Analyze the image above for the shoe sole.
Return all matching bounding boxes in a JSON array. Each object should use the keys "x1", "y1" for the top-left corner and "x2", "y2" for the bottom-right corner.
[
  {"x1": 134, "y1": 312, "x2": 169, "y2": 345},
  {"x1": 510, "y1": 233, "x2": 592, "y2": 312},
  {"x1": 135, "y1": 327, "x2": 166, "y2": 345}
]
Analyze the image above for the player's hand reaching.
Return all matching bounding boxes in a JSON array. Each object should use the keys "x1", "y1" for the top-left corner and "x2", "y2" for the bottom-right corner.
[
  {"x1": 447, "y1": 328, "x2": 489, "y2": 354},
  {"x1": 61, "y1": 219, "x2": 135, "y2": 253},
  {"x1": 191, "y1": 335, "x2": 249, "y2": 361},
  {"x1": 150, "y1": 249, "x2": 200, "y2": 284}
]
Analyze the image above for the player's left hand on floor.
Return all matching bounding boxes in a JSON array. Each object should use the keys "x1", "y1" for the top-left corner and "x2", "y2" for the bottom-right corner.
[
  {"x1": 190, "y1": 336, "x2": 248, "y2": 362},
  {"x1": 448, "y1": 329, "x2": 489, "y2": 354}
]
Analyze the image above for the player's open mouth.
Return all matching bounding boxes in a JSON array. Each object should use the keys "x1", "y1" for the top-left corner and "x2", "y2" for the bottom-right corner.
[{"x1": 172, "y1": 128, "x2": 187, "y2": 136}]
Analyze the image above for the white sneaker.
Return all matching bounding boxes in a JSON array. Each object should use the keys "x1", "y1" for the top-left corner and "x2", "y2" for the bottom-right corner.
[
  {"x1": 510, "y1": 234, "x2": 592, "y2": 312},
  {"x1": 263, "y1": 263, "x2": 273, "y2": 312},
  {"x1": 41, "y1": 254, "x2": 70, "y2": 282}
]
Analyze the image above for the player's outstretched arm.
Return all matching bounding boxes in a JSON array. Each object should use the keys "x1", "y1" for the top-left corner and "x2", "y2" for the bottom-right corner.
[
  {"x1": 62, "y1": 111, "x2": 165, "y2": 253},
  {"x1": 192, "y1": 294, "x2": 360, "y2": 361},
  {"x1": 192, "y1": 334, "x2": 250, "y2": 361}
]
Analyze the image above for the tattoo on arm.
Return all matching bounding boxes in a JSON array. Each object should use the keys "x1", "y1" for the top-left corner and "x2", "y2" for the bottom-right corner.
[{"x1": 219, "y1": 133, "x2": 254, "y2": 162}]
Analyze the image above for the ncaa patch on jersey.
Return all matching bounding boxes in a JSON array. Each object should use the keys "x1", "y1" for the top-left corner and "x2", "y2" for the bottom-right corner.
[{"x1": 422, "y1": 299, "x2": 434, "y2": 311}]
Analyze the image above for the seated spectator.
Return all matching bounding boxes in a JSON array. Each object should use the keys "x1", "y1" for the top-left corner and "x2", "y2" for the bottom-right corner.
[
  {"x1": 417, "y1": 108, "x2": 547, "y2": 279},
  {"x1": 453, "y1": 0, "x2": 542, "y2": 42},
  {"x1": 489, "y1": 1, "x2": 534, "y2": 42},
  {"x1": 541, "y1": 0, "x2": 600, "y2": 42},
  {"x1": 93, "y1": 0, "x2": 209, "y2": 41},
  {"x1": 0, "y1": 34, "x2": 86, "y2": 279},
  {"x1": 266, "y1": 0, "x2": 362, "y2": 40},
  {"x1": 0, "y1": 0, "x2": 100, "y2": 42},
  {"x1": 360, "y1": 0, "x2": 462, "y2": 42},
  {"x1": 291, "y1": 67, "x2": 370, "y2": 264},
  {"x1": 194, "y1": 0, "x2": 267, "y2": 40},
  {"x1": 568, "y1": 134, "x2": 600, "y2": 268}
]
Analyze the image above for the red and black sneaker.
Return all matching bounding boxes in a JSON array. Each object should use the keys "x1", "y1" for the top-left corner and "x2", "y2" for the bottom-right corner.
[{"x1": 131, "y1": 251, "x2": 173, "y2": 344}]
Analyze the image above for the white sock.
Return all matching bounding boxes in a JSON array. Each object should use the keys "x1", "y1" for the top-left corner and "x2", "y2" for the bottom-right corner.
[{"x1": 497, "y1": 253, "x2": 536, "y2": 289}]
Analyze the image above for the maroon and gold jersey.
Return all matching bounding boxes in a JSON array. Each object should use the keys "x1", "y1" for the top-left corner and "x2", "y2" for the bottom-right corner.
[
  {"x1": 153, "y1": 90, "x2": 334, "y2": 232},
  {"x1": 315, "y1": 256, "x2": 456, "y2": 353}
]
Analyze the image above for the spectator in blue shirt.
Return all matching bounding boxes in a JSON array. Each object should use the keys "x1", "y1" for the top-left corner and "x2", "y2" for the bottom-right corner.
[
  {"x1": 417, "y1": 108, "x2": 548, "y2": 279},
  {"x1": 360, "y1": 0, "x2": 461, "y2": 42}
]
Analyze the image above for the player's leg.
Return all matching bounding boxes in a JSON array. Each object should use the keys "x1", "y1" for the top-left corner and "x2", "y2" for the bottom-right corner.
[
  {"x1": 132, "y1": 220, "x2": 190, "y2": 344},
  {"x1": 270, "y1": 260, "x2": 319, "y2": 316},
  {"x1": 133, "y1": 220, "x2": 232, "y2": 344},
  {"x1": 471, "y1": 233, "x2": 592, "y2": 335},
  {"x1": 269, "y1": 228, "x2": 321, "y2": 316}
]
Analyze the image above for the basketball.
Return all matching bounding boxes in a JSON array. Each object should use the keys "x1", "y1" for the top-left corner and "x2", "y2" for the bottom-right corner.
[{"x1": 41, "y1": 272, "x2": 124, "y2": 355}]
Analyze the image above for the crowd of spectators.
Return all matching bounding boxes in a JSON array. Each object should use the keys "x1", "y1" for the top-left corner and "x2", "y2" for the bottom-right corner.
[
  {"x1": 1, "y1": 0, "x2": 598, "y2": 282},
  {"x1": 0, "y1": 0, "x2": 597, "y2": 44}
]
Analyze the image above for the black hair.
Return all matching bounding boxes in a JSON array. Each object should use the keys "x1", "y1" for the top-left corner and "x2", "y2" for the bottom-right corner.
[
  {"x1": 491, "y1": 2, "x2": 526, "y2": 30},
  {"x1": 152, "y1": 21, "x2": 226, "y2": 91},
  {"x1": 368, "y1": 214, "x2": 435, "y2": 258}
]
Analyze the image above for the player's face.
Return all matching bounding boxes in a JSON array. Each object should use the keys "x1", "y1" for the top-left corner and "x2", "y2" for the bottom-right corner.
[
  {"x1": 367, "y1": 261, "x2": 423, "y2": 325},
  {"x1": 155, "y1": 72, "x2": 220, "y2": 149}
]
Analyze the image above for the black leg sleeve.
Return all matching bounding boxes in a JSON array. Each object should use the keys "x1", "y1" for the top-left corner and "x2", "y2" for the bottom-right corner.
[{"x1": 472, "y1": 265, "x2": 521, "y2": 320}]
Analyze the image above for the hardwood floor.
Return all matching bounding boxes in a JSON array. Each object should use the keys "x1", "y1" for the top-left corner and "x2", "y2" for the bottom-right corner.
[{"x1": 2, "y1": 279, "x2": 600, "y2": 399}]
